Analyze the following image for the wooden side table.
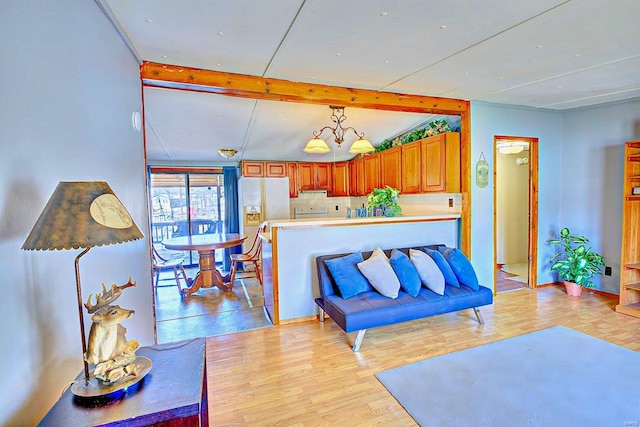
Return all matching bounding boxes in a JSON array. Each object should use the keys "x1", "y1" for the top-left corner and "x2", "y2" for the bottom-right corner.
[{"x1": 39, "y1": 338, "x2": 208, "y2": 427}]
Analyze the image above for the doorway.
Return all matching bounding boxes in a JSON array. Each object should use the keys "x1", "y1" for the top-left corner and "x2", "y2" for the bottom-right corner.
[{"x1": 493, "y1": 136, "x2": 538, "y2": 293}]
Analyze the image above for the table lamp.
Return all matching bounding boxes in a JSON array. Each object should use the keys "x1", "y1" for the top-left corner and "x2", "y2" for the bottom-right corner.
[{"x1": 22, "y1": 181, "x2": 144, "y2": 395}]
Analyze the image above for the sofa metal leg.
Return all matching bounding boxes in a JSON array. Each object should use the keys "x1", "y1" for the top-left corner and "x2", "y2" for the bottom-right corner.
[
  {"x1": 352, "y1": 329, "x2": 366, "y2": 352},
  {"x1": 473, "y1": 307, "x2": 485, "y2": 324},
  {"x1": 319, "y1": 308, "x2": 325, "y2": 322}
]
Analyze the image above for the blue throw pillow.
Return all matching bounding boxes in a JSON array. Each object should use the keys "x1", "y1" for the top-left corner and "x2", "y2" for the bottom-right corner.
[
  {"x1": 389, "y1": 249, "x2": 422, "y2": 297},
  {"x1": 424, "y1": 248, "x2": 460, "y2": 287},
  {"x1": 438, "y1": 247, "x2": 480, "y2": 291},
  {"x1": 325, "y1": 252, "x2": 373, "y2": 298}
]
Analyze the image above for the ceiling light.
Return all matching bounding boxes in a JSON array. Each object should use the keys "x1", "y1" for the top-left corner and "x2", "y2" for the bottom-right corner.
[
  {"x1": 304, "y1": 106, "x2": 374, "y2": 155},
  {"x1": 218, "y1": 148, "x2": 237, "y2": 159},
  {"x1": 497, "y1": 141, "x2": 528, "y2": 155}
]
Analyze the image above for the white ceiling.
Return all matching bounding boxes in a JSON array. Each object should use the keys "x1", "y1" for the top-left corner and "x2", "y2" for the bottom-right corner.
[{"x1": 100, "y1": 0, "x2": 640, "y2": 163}]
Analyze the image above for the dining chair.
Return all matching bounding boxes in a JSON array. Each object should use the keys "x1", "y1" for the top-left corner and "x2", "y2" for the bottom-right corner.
[
  {"x1": 229, "y1": 222, "x2": 267, "y2": 287},
  {"x1": 152, "y1": 246, "x2": 188, "y2": 292}
]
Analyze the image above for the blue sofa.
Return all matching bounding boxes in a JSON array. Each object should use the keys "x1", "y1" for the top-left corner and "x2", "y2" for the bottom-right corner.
[{"x1": 314, "y1": 245, "x2": 493, "y2": 351}]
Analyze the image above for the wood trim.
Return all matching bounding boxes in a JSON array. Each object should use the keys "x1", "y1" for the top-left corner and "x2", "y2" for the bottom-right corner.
[
  {"x1": 140, "y1": 62, "x2": 468, "y2": 114},
  {"x1": 271, "y1": 226, "x2": 280, "y2": 325},
  {"x1": 150, "y1": 166, "x2": 222, "y2": 174},
  {"x1": 460, "y1": 109, "x2": 471, "y2": 257},
  {"x1": 540, "y1": 282, "x2": 618, "y2": 298}
]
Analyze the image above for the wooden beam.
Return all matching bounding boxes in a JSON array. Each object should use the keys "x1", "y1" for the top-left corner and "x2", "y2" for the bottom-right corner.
[{"x1": 140, "y1": 61, "x2": 468, "y2": 115}]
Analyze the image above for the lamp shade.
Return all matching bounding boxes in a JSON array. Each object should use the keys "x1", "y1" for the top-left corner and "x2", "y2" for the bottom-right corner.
[
  {"x1": 22, "y1": 181, "x2": 143, "y2": 251},
  {"x1": 348, "y1": 138, "x2": 375, "y2": 154},
  {"x1": 303, "y1": 138, "x2": 331, "y2": 154}
]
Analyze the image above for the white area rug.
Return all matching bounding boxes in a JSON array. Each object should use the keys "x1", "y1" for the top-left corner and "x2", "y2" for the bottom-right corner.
[
  {"x1": 376, "y1": 327, "x2": 640, "y2": 426},
  {"x1": 501, "y1": 262, "x2": 528, "y2": 283}
]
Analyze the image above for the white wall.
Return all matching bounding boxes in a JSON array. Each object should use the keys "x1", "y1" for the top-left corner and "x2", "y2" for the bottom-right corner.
[
  {"x1": 561, "y1": 99, "x2": 640, "y2": 293},
  {"x1": 0, "y1": 1, "x2": 152, "y2": 425},
  {"x1": 470, "y1": 101, "x2": 563, "y2": 289}
]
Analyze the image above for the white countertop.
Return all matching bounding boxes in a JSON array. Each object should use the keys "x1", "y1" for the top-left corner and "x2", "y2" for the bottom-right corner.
[{"x1": 267, "y1": 212, "x2": 461, "y2": 228}]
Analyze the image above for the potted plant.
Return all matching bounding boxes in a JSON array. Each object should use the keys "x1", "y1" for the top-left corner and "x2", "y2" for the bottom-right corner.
[
  {"x1": 366, "y1": 186, "x2": 402, "y2": 216},
  {"x1": 548, "y1": 227, "x2": 605, "y2": 296}
]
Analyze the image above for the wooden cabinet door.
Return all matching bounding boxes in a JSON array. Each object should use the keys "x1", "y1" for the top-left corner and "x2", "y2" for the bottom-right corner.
[
  {"x1": 242, "y1": 161, "x2": 265, "y2": 177},
  {"x1": 265, "y1": 162, "x2": 286, "y2": 177},
  {"x1": 349, "y1": 157, "x2": 365, "y2": 196},
  {"x1": 286, "y1": 162, "x2": 298, "y2": 198},
  {"x1": 363, "y1": 153, "x2": 380, "y2": 194},
  {"x1": 401, "y1": 142, "x2": 421, "y2": 193},
  {"x1": 315, "y1": 163, "x2": 332, "y2": 190},
  {"x1": 332, "y1": 162, "x2": 350, "y2": 196},
  {"x1": 421, "y1": 132, "x2": 461, "y2": 193},
  {"x1": 297, "y1": 163, "x2": 315, "y2": 191},
  {"x1": 421, "y1": 135, "x2": 446, "y2": 192},
  {"x1": 380, "y1": 146, "x2": 402, "y2": 191}
]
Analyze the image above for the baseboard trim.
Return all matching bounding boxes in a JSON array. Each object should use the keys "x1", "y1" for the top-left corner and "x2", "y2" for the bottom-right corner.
[{"x1": 538, "y1": 282, "x2": 618, "y2": 298}]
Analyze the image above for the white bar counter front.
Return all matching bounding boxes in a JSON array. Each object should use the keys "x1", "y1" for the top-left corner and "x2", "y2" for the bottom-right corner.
[{"x1": 260, "y1": 213, "x2": 461, "y2": 324}]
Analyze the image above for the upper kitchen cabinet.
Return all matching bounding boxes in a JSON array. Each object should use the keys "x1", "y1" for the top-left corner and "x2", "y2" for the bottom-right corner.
[
  {"x1": 363, "y1": 153, "x2": 381, "y2": 194},
  {"x1": 298, "y1": 162, "x2": 332, "y2": 191},
  {"x1": 380, "y1": 146, "x2": 402, "y2": 192},
  {"x1": 401, "y1": 142, "x2": 421, "y2": 194},
  {"x1": 242, "y1": 161, "x2": 287, "y2": 178},
  {"x1": 242, "y1": 161, "x2": 265, "y2": 177},
  {"x1": 420, "y1": 132, "x2": 460, "y2": 193},
  {"x1": 331, "y1": 161, "x2": 350, "y2": 197},
  {"x1": 349, "y1": 157, "x2": 365, "y2": 197},
  {"x1": 286, "y1": 162, "x2": 298, "y2": 198}
]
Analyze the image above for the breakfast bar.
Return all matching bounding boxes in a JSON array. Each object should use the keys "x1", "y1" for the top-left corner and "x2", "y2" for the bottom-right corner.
[{"x1": 261, "y1": 213, "x2": 461, "y2": 324}]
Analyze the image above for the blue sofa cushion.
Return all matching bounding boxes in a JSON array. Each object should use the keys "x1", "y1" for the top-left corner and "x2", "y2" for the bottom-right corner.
[
  {"x1": 439, "y1": 247, "x2": 480, "y2": 291},
  {"x1": 358, "y1": 247, "x2": 401, "y2": 299},
  {"x1": 410, "y1": 249, "x2": 445, "y2": 295},
  {"x1": 390, "y1": 249, "x2": 422, "y2": 297},
  {"x1": 424, "y1": 247, "x2": 460, "y2": 287},
  {"x1": 325, "y1": 252, "x2": 372, "y2": 298}
]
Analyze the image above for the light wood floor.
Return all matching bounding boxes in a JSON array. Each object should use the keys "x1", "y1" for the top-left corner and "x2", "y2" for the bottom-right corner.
[{"x1": 205, "y1": 286, "x2": 640, "y2": 426}]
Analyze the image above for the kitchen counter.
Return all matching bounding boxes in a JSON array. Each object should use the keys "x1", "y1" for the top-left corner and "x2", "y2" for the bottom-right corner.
[
  {"x1": 260, "y1": 213, "x2": 461, "y2": 324},
  {"x1": 267, "y1": 212, "x2": 460, "y2": 228}
]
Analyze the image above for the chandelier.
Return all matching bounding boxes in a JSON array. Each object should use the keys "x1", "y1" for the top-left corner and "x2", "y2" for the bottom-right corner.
[{"x1": 304, "y1": 106, "x2": 375, "y2": 154}]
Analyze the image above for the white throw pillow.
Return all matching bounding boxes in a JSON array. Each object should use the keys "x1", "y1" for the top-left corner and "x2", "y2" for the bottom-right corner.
[
  {"x1": 357, "y1": 248, "x2": 400, "y2": 298},
  {"x1": 409, "y1": 249, "x2": 445, "y2": 295}
]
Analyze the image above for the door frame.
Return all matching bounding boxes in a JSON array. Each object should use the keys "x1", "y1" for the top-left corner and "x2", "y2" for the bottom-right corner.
[{"x1": 493, "y1": 135, "x2": 539, "y2": 293}]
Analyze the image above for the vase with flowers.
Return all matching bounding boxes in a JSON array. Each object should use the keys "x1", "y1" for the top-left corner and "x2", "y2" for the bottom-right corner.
[{"x1": 367, "y1": 186, "x2": 402, "y2": 217}]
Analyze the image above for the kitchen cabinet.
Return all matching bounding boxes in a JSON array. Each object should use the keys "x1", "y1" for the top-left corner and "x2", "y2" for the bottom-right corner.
[
  {"x1": 617, "y1": 139, "x2": 640, "y2": 318},
  {"x1": 349, "y1": 157, "x2": 365, "y2": 196},
  {"x1": 266, "y1": 162, "x2": 286, "y2": 177},
  {"x1": 401, "y1": 142, "x2": 421, "y2": 194},
  {"x1": 380, "y1": 146, "x2": 402, "y2": 192},
  {"x1": 420, "y1": 132, "x2": 460, "y2": 193},
  {"x1": 242, "y1": 161, "x2": 265, "y2": 177},
  {"x1": 331, "y1": 161, "x2": 350, "y2": 196},
  {"x1": 242, "y1": 161, "x2": 286, "y2": 178},
  {"x1": 363, "y1": 153, "x2": 380, "y2": 194},
  {"x1": 286, "y1": 162, "x2": 298, "y2": 198},
  {"x1": 298, "y1": 162, "x2": 332, "y2": 191}
]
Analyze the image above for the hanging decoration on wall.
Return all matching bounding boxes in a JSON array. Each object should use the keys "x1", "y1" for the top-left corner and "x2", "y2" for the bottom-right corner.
[{"x1": 476, "y1": 152, "x2": 489, "y2": 188}]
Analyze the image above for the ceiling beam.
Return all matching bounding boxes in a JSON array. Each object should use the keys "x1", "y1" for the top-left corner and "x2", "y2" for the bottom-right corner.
[{"x1": 140, "y1": 61, "x2": 468, "y2": 115}]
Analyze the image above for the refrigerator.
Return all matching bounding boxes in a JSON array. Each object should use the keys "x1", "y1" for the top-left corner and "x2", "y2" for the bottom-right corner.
[{"x1": 238, "y1": 177, "x2": 291, "y2": 252}]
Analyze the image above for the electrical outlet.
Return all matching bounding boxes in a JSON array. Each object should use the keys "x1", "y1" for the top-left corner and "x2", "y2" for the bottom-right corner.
[
  {"x1": 605, "y1": 266, "x2": 612, "y2": 276},
  {"x1": 448, "y1": 198, "x2": 453, "y2": 208},
  {"x1": 335, "y1": 205, "x2": 339, "y2": 211}
]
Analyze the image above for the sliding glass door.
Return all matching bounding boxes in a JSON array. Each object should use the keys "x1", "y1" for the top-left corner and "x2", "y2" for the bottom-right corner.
[{"x1": 149, "y1": 168, "x2": 225, "y2": 266}]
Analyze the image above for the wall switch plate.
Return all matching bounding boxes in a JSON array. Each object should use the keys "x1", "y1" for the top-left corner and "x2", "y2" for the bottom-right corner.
[
  {"x1": 448, "y1": 198, "x2": 453, "y2": 207},
  {"x1": 605, "y1": 266, "x2": 612, "y2": 276}
]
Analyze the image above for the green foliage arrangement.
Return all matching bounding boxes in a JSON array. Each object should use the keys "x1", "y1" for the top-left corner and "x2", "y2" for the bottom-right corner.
[
  {"x1": 366, "y1": 186, "x2": 402, "y2": 215},
  {"x1": 372, "y1": 119, "x2": 452, "y2": 153},
  {"x1": 548, "y1": 227, "x2": 605, "y2": 288}
]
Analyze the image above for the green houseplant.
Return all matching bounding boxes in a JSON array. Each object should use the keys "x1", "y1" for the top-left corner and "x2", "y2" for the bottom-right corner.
[
  {"x1": 366, "y1": 186, "x2": 402, "y2": 216},
  {"x1": 548, "y1": 227, "x2": 605, "y2": 296}
]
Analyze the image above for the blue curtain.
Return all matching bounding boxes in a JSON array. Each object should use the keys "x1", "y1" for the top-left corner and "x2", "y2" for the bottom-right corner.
[{"x1": 223, "y1": 166, "x2": 241, "y2": 272}]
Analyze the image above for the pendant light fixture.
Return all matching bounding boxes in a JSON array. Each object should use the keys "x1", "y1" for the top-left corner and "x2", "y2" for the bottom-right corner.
[{"x1": 304, "y1": 106, "x2": 375, "y2": 154}]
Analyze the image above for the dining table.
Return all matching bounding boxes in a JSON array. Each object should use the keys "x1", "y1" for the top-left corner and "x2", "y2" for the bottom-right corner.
[{"x1": 163, "y1": 233, "x2": 246, "y2": 297}]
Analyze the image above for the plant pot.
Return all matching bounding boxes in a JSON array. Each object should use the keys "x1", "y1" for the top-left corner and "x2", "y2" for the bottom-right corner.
[
  {"x1": 564, "y1": 281, "x2": 582, "y2": 297},
  {"x1": 384, "y1": 207, "x2": 396, "y2": 217}
]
